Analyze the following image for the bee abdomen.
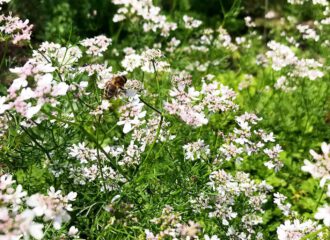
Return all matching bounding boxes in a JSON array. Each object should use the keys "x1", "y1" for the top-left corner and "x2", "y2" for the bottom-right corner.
[{"x1": 104, "y1": 83, "x2": 118, "y2": 99}]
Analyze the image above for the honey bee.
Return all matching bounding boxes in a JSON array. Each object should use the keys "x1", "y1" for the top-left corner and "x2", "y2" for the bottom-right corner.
[{"x1": 103, "y1": 75, "x2": 127, "y2": 99}]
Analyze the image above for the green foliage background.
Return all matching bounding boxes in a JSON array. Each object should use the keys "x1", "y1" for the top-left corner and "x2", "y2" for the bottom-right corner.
[
  {"x1": 8, "y1": 0, "x2": 287, "y2": 42},
  {"x1": 1, "y1": 0, "x2": 330, "y2": 239}
]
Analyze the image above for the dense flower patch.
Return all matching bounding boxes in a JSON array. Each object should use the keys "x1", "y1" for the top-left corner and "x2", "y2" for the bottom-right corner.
[{"x1": 1, "y1": 0, "x2": 330, "y2": 239}]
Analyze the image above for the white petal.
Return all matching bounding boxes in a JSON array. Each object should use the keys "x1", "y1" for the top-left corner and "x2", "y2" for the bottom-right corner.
[
  {"x1": 123, "y1": 123, "x2": 132, "y2": 133},
  {"x1": 29, "y1": 223, "x2": 44, "y2": 240}
]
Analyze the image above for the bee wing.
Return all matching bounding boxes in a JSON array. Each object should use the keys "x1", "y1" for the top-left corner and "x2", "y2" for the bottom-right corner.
[{"x1": 124, "y1": 89, "x2": 137, "y2": 97}]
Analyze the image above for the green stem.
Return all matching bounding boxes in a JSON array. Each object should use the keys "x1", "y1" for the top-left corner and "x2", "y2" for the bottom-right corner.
[
  {"x1": 0, "y1": 40, "x2": 8, "y2": 70},
  {"x1": 80, "y1": 125, "x2": 128, "y2": 179},
  {"x1": 314, "y1": 185, "x2": 326, "y2": 211},
  {"x1": 41, "y1": 109, "x2": 128, "y2": 179},
  {"x1": 113, "y1": 22, "x2": 124, "y2": 45},
  {"x1": 20, "y1": 125, "x2": 52, "y2": 161},
  {"x1": 143, "y1": 115, "x2": 163, "y2": 163},
  {"x1": 139, "y1": 97, "x2": 162, "y2": 115},
  {"x1": 151, "y1": 60, "x2": 161, "y2": 107},
  {"x1": 96, "y1": 116, "x2": 109, "y2": 193}
]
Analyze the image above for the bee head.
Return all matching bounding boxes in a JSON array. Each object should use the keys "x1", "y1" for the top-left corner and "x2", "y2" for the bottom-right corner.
[{"x1": 113, "y1": 75, "x2": 127, "y2": 87}]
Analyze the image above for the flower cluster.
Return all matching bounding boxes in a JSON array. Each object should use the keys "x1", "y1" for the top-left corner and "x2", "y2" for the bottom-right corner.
[
  {"x1": 297, "y1": 24, "x2": 319, "y2": 41},
  {"x1": 112, "y1": 0, "x2": 177, "y2": 36},
  {"x1": 302, "y1": 142, "x2": 330, "y2": 187},
  {"x1": 26, "y1": 187, "x2": 77, "y2": 230},
  {"x1": 164, "y1": 73, "x2": 237, "y2": 127},
  {"x1": 0, "y1": 38, "x2": 107, "y2": 119},
  {"x1": 0, "y1": 0, "x2": 33, "y2": 44},
  {"x1": 117, "y1": 95, "x2": 146, "y2": 134},
  {"x1": 277, "y1": 219, "x2": 322, "y2": 240},
  {"x1": 118, "y1": 97, "x2": 174, "y2": 166},
  {"x1": 121, "y1": 48, "x2": 169, "y2": 73},
  {"x1": 35, "y1": 42, "x2": 82, "y2": 73},
  {"x1": 266, "y1": 41, "x2": 324, "y2": 92},
  {"x1": 182, "y1": 15, "x2": 202, "y2": 29},
  {"x1": 182, "y1": 26, "x2": 238, "y2": 54},
  {"x1": 191, "y1": 170, "x2": 272, "y2": 239},
  {"x1": 274, "y1": 192, "x2": 293, "y2": 216},
  {"x1": 0, "y1": 174, "x2": 77, "y2": 239},
  {"x1": 0, "y1": 60, "x2": 69, "y2": 119},
  {"x1": 266, "y1": 41, "x2": 297, "y2": 71},
  {"x1": 217, "y1": 113, "x2": 283, "y2": 171},
  {"x1": 301, "y1": 143, "x2": 330, "y2": 228},
  {"x1": 274, "y1": 76, "x2": 297, "y2": 92},
  {"x1": 80, "y1": 35, "x2": 112, "y2": 57},
  {"x1": 165, "y1": 37, "x2": 181, "y2": 53},
  {"x1": 245, "y1": 16, "x2": 256, "y2": 28},
  {"x1": 145, "y1": 205, "x2": 201, "y2": 239},
  {"x1": 288, "y1": 0, "x2": 328, "y2": 5},
  {"x1": 183, "y1": 139, "x2": 210, "y2": 161},
  {"x1": 67, "y1": 142, "x2": 126, "y2": 191}
]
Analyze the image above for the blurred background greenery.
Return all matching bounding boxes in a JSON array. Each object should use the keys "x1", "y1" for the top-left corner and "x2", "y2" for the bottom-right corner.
[{"x1": 8, "y1": 0, "x2": 287, "y2": 43}]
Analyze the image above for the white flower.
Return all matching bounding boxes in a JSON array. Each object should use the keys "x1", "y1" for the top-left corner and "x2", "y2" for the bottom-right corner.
[
  {"x1": 277, "y1": 219, "x2": 319, "y2": 240},
  {"x1": 266, "y1": 41, "x2": 297, "y2": 71},
  {"x1": 51, "y1": 82, "x2": 69, "y2": 96},
  {"x1": 25, "y1": 103, "x2": 43, "y2": 119},
  {"x1": 121, "y1": 53, "x2": 142, "y2": 72},
  {"x1": 68, "y1": 226, "x2": 79, "y2": 236},
  {"x1": 28, "y1": 222, "x2": 44, "y2": 240},
  {"x1": 183, "y1": 139, "x2": 210, "y2": 161},
  {"x1": 80, "y1": 35, "x2": 112, "y2": 56},
  {"x1": 204, "y1": 235, "x2": 220, "y2": 240},
  {"x1": 183, "y1": 15, "x2": 202, "y2": 29},
  {"x1": 315, "y1": 205, "x2": 330, "y2": 226},
  {"x1": 302, "y1": 142, "x2": 330, "y2": 187}
]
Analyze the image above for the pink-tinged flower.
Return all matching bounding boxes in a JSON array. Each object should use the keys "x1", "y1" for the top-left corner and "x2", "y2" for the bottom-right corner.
[
  {"x1": 165, "y1": 74, "x2": 237, "y2": 127},
  {"x1": 277, "y1": 219, "x2": 319, "y2": 240},
  {"x1": 35, "y1": 74, "x2": 53, "y2": 97},
  {"x1": 145, "y1": 229, "x2": 159, "y2": 240},
  {"x1": 26, "y1": 187, "x2": 76, "y2": 230},
  {"x1": 13, "y1": 98, "x2": 28, "y2": 115},
  {"x1": 10, "y1": 61, "x2": 55, "y2": 78},
  {"x1": 0, "y1": 207, "x2": 9, "y2": 221},
  {"x1": 0, "y1": 13, "x2": 33, "y2": 44},
  {"x1": 7, "y1": 78, "x2": 28, "y2": 98}
]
